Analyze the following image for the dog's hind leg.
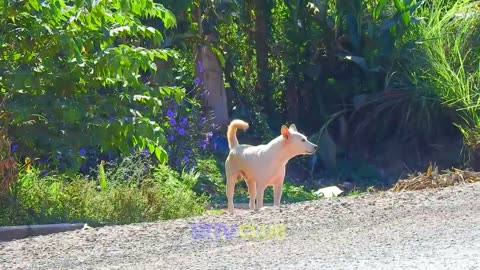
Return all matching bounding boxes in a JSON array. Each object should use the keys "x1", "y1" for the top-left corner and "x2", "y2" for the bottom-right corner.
[
  {"x1": 245, "y1": 178, "x2": 257, "y2": 210},
  {"x1": 226, "y1": 173, "x2": 236, "y2": 214}
]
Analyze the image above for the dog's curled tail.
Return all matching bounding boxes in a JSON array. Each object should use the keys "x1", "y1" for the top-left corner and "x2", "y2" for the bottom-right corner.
[{"x1": 227, "y1": 119, "x2": 249, "y2": 149}]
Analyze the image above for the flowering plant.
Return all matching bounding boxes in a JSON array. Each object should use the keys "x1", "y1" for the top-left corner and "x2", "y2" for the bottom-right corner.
[{"x1": 162, "y1": 84, "x2": 218, "y2": 171}]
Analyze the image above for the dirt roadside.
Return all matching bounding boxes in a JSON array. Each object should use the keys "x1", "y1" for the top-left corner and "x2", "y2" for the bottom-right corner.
[{"x1": 1, "y1": 182, "x2": 480, "y2": 270}]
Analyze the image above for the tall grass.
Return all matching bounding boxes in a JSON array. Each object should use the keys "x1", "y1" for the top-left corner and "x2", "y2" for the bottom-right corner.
[
  {"x1": 0, "y1": 158, "x2": 208, "y2": 226},
  {"x1": 405, "y1": 0, "x2": 480, "y2": 158}
]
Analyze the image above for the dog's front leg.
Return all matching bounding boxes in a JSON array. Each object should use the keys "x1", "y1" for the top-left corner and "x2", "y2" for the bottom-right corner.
[
  {"x1": 274, "y1": 183, "x2": 283, "y2": 207},
  {"x1": 255, "y1": 183, "x2": 266, "y2": 211},
  {"x1": 273, "y1": 169, "x2": 286, "y2": 207}
]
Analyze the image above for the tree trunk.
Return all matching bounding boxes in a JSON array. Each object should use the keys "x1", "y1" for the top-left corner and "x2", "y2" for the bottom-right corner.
[
  {"x1": 195, "y1": 42, "x2": 230, "y2": 127},
  {"x1": 252, "y1": 0, "x2": 272, "y2": 115},
  {"x1": 192, "y1": 5, "x2": 230, "y2": 127}
]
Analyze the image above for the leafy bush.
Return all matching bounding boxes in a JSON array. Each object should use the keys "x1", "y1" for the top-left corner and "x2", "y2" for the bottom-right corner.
[
  {"x1": 0, "y1": 161, "x2": 208, "y2": 226},
  {"x1": 93, "y1": 150, "x2": 154, "y2": 185},
  {"x1": 266, "y1": 182, "x2": 318, "y2": 203},
  {"x1": 192, "y1": 156, "x2": 225, "y2": 195},
  {"x1": 1, "y1": 0, "x2": 182, "y2": 174}
]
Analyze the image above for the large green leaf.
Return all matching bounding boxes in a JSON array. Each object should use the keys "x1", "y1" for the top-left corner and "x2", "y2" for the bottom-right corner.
[
  {"x1": 209, "y1": 45, "x2": 226, "y2": 68},
  {"x1": 401, "y1": 10, "x2": 410, "y2": 26},
  {"x1": 393, "y1": 0, "x2": 405, "y2": 11},
  {"x1": 373, "y1": 0, "x2": 389, "y2": 20}
]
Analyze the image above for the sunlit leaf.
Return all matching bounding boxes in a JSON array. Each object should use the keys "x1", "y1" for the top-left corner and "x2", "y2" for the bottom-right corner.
[{"x1": 373, "y1": 0, "x2": 388, "y2": 20}]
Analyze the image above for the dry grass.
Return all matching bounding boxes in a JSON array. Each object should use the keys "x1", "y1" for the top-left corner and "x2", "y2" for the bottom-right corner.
[
  {"x1": 0, "y1": 96, "x2": 17, "y2": 194},
  {"x1": 0, "y1": 157, "x2": 17, "y2": 193},
  {"x1": 391, "y1": 164, "x2": 480, "y2": 192}
]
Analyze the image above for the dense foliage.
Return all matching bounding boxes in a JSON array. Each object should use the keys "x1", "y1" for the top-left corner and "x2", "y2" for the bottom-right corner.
[
  {"x1": 0, "y1": 155, "x2": 208, "y2": 225},
  {"x1": 1, "y1": 0, "x2": 187, "y2": 174},
  {"x1": 1, "y1": 0, "x2": 480, "y2": 226}
]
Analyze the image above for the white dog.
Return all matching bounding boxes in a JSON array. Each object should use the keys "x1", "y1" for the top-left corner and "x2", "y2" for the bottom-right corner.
[{"x1": 225, "y1": 119, "x2": 318, "y2": 214}]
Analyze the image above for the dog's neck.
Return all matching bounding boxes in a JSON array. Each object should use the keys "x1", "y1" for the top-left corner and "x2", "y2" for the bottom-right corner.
[{"x1": 263, "y1": 135, "x2": 297, "y2": 165}]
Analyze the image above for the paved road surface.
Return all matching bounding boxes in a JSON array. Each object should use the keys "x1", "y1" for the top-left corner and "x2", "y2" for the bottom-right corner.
[{"x1": 1, "y1": 182, "x2": 480, "y2": 269}]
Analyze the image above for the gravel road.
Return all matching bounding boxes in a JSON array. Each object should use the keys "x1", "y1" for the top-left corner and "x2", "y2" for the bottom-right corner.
[{"x1": 1, "y1": 182, "x2": 480, "y2": 270}]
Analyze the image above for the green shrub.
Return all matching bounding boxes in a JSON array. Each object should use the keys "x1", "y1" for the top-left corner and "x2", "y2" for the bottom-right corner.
[
  {"x1": 1, "y1": 0, "x2": 181, "y2": 174},
  {"x1": 269, "y1": 182, "x2": 318, "y2": 203},
  {"x1": 0, "y1": 162, "x2": 208, "y2": 226},
  {"x1": 194, "y1": 156, "x2": 233, "y2": 191},
  {"x1": 402, "y1": 0, "x2": 480, "y2": 160}
]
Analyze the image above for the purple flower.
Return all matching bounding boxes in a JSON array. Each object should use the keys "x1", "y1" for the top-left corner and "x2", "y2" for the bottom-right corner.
[
  {"x1": 200, "y1": 117, "x2": 207, "y2": 125},
  {"x1": 41, "y1": 169, "x2": 48, "y2": 176},
  {"x1": 187, "y1": 150, "x2": 193, "y2": 156},
  {"x1": 80, "y1": 163, "x2": 88, "y2": 172},
  {"x1": 169, "y1": 118, "x2": 176, "y2": 126},
  {"x1": 197, "y1": 61, "x2": 204, "y2": 72},
  {"x1": 180, "y1": 118, "x2": 188, "y2": 126},
  {"x1": 194, "y1": 77, "x2": 201, "y2": 85},
  {"x1": 39, "y1": 158, "x2": 47, "y2": 164},
  {"x1": 108, "y1": 115, "x2": 115, "y2": 121},
  {"x1": 183, "y1": 156, "x2": 189, "y2": 163},
  {"x1": 79, "y1": 148, "x2": 87, "y2": 156},
  {"x1": 206, "y1": 132, "x2": 213, "y2": 140},
  {"x1": 142, "y1": 148, "x2": 150, "y2": 155},
  {"x1": 11, "y1": 144, "x2": 18, "y2": 152},
  {"x1": 177, "y1": 127, "x2": 186, "y2": 135},
  {"x1": 168, "y1": 134, "x2": 175, "y2": 142},
  {"x1": 167, "y1": 109, "x2": 175, "y2": 118},
  {"x1": 201, "y1": 141, "x2": 208, "y2": 150},
  {"x1": 57, "y1": 154, "x2": 62, "y2": 159}
]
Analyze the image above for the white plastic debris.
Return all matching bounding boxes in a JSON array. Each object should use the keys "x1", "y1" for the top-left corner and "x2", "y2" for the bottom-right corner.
[
  {"x1": 82, "y1": 223, "x2": 93, "y2": 230},
  {"x1": 314, "y1": 186, "x2": 343, "y2": 198}
]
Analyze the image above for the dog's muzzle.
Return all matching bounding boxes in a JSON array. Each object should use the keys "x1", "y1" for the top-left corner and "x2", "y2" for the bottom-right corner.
[{"x1": 306, "y1": 145, "x2": 318, "y2": 154}]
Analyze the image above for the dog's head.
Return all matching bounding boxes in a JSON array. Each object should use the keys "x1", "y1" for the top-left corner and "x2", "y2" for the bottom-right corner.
[{"x1": 281, "y1": 124, "x2": 318, "y2": 156}]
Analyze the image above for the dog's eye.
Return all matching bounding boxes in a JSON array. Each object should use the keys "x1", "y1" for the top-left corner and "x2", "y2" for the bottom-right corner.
[{"x1": 301, "y1": 139, "x2": 306, "y2": 142}]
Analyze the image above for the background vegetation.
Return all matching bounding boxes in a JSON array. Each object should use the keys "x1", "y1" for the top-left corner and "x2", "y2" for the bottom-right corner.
[{"x1": 1, "y1": 0, "x2": 479, "y2": 225}]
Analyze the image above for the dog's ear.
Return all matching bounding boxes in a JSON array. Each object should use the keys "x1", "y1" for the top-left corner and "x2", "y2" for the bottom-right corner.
[
  {"x1": 289, "y1": 124, "x2": 297, "y2": 132},
  {"x1": 281, "y1": 125, "x2": 290, "y2": 139}
]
